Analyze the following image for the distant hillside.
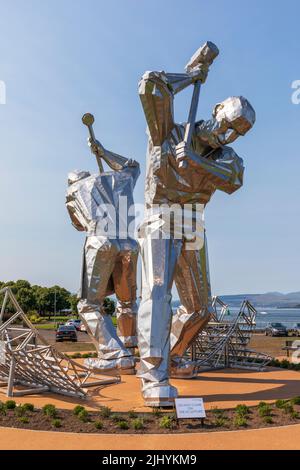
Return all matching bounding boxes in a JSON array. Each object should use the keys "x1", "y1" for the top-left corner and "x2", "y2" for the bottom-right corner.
[{"x1": 219, "y1": 292, "x2": 300, "y2": 308}]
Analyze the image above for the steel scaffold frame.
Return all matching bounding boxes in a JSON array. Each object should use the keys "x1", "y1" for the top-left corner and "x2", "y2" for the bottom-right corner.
[
  {"x1": 190, "y1": 297, "x2": 273, "y2": 372},
  {"x1": 0, "y1": 287, "x2": 120, "y2": 398}
]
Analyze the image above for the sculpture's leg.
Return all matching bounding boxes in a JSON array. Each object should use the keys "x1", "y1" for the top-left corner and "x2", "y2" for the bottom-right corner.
[
  {"x1": 170, "y1": 232, "x2": 213, "y2": 378},
  {"x1": 113, "y1": 243, "x2": 139, "y2": 350},
  {"x1": 137, "y1": 234, "x2": 183, "y2": 407},
  {"x1": 78, "y1": 236, "x2": 134, "y2": 373}
]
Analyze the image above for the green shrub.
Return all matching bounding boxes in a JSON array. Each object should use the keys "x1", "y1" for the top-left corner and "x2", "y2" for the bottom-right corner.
[
  {"x1": 94, "y1": 420, "x2": 103, "y2": 430},
  {"x1": 291, "y1": 397, "x2": 300, "y2": 406},
  {"x1": 275, "y1": 399, "x2": 287, "y2": 409},
  {"x1": 258, "y1": 404, "x2": 272, "y2": 417},
  {"x1": 77, "y1": 409, "x2": 89, "y2": 422},
  {"x1": 214, "y1": 417, "x2": 227, "y2": 428},
  {"x1": 235, "y1": 404, "x2": 250, "y2": 417},
  {"x1": 233, "y1": 415, "x2": 248, "y2": 427},
  {"x1": 5, "y1": 400, "x2": 16, "y2": 410},
  {"x1": 258, "y1": 401, "x2": 267, "y2": 409},
  {"x1": 42, "y1": 404, "x2": 57, "y2": 418},
  {"x1": 290, "y1": 410, "x2": 299, "y2": 419},
  {"x1": 132, "y1": 418, "x2": 144, "y2": 430},
  {"x1": 15, "y1": 406, "x2": 26, "y2": 417},
  {"x1": 71, "y1": 353, "x2": 81, "y2": 359},
  {"x1": 159, "y1": 416, "x2": 173, "y2": 429},
  {"x1": 0, "y1": 402, "x2": 6, "y2": 415},
  {"x1": 117, "y1": 420, "x2": 129, "y2": 430},
  {"x1": 282, "y1": 403, "x2": 294, "y2": 415},
  {"x1": 28, "y1": 313, "x2": 42, "y2": 324},
  {"x1": 262, "y1": 416, "x2": 273, "y2": 425},
  {"x1": 128, "y1": 410, "x2": 138, "y2": 419},
  {"x1": 111, "y1": 414, "x2": 122, "y2": 423},
  {"x1": 73, "y1": 405, "x2": 85, "y2": 416},
  {"x1": 52, "y1": 419, "x2": 62, "y2": 428},
  {"x1": 22, "y1": 403, "x2": 34, "y2": 412},
  {"x1": 99, "y1": 406, "x2": 112, "y2": 419},
  {"x1": 18, "y1": 416, "x2": 29, "y2": 424}
]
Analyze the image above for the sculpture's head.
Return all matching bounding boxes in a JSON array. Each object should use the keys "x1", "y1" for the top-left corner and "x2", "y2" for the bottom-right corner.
[
  {"x1": 67, "y1": 170, "x2": 91, "y2": 186},
  {"x1": 212, "y1": 96, "x2": 256, "y2": 145}
]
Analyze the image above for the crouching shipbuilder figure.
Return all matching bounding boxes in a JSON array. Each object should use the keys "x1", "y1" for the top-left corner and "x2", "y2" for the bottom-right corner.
[{"x1": 66, "y1": 114, "x2": 140, "y2": 374}]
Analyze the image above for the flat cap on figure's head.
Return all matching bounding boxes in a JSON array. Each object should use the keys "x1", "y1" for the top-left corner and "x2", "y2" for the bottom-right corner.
[
  {"x1": 213, "y1": 96, "x2": 256, "y2": 136},
  {"x1": 68, "y1": 170, "x2": 90, "y2": 186}
]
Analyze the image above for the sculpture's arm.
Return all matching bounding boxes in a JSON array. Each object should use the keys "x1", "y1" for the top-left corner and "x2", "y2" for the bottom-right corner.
[
  {"x1": 176, "y1": 144, "x2": 244, "y2": 194},
  {"x1": 138, "y1": 67, "x2": 207, "y2": 146},
  {"x1": 88, "y1": 138, "x2": 139, "y2": 173},
  {"x1": 66, "y1": 195, "x2": 85, "y2": 231}
]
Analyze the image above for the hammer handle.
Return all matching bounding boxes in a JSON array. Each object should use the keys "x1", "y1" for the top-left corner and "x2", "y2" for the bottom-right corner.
[
  {"x1": 87, "y1": 124, "x2": 104, "y2": 173},
  {"x1": 184, "y1": 80, "x2": 201, "y2": 147}
]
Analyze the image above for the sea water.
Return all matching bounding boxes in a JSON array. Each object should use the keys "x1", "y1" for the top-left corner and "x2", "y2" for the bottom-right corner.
[{"x1": 172, "y1": 301, "x2": 300, "y2": 329}]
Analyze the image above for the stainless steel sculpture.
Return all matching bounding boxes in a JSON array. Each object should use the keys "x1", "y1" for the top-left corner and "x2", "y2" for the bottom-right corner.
[
  {"x1": 0, "y1": 288, "x2": 119, "y2": 398},
  {"x1": 66, "y1": 114, "x2": 140, "y2": 374},
  {"x1": 137, "y1": 42, "x2": 256, "y2": 406}
]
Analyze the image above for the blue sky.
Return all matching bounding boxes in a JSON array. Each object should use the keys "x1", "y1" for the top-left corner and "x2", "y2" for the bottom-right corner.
[{"x1": 0, "y1": 0, "x2": 299, "y2": 296}]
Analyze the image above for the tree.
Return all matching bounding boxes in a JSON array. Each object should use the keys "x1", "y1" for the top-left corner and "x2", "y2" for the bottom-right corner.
[
  {"x1": 103, "y1": 297, "x2": 116, "y2": 316},
  {"x1": 69, "y1": 294, "x2": 79, "y2": 315},
  {"x1": 49, "y1": 286, "x2": 71, "y2": 312},
  {"x1": 34, "y1": 287, "x2": 53, "y2": 317},
  {"x1": 16, "y1": 287, "x2": 36, "y2": 313}
]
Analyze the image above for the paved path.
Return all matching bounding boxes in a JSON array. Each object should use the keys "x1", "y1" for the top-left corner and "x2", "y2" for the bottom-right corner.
[{"x1": 0, "y1": 424, "x2": 299, "y2": 450}]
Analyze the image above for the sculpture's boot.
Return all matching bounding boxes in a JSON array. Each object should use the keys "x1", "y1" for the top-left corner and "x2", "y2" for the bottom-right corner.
[
  {"x1": 141, "y1": 379, "x2": 178, "y2": 407},
  {"x1": 78, "y1": 299, "x2": 136, "y2": 374}
]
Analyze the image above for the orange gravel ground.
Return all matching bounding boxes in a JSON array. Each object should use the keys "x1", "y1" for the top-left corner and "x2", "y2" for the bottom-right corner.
[
  {"x1": 0, "y1": 424, "x2": 299, "y2": 450},
  {"x1": 1, "y1": 367, "x2": 299, "y2": 413},
  {"x1": 0, "y1": 367, "x2": 300, "y2": 449}
]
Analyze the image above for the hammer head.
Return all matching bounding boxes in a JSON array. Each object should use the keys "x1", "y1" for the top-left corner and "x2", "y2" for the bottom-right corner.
[
  {"x1": 185, "y1": 41, "x2": 219, "y2": 73},
  {"x1": 82, "y1": 113, "x2": 95, "y2": 127}
]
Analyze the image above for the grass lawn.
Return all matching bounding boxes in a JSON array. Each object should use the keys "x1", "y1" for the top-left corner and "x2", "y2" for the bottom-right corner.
[
  {"x1": 55, "y1": 342, "x2": 96, "y2": 353},
  {"x1": 35, "y1": 323, "x2": 58, "y2": 330},
  {"x1": 249, "y1": 334, "x2": 299, "y2": 357}
]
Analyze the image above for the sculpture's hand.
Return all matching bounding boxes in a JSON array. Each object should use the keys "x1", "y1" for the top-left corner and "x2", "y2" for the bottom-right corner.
[
  {"x1": 124, "y1": 158, "x2": 139, "y2": 168},
  {"x1": 188, "y1": 63, "x2": 209, "y2": 84},
  {"x1": 87, "y1": 137, "x2": 105, "y2": 157}
]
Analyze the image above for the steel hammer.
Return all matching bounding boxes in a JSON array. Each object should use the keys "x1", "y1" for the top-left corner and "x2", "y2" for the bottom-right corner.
[
  {"x1": 82, "y1": 113, "x2": 104, "y2": 173},
  {"x1": 179, "y1": 41, "x2": 219, "y2": 168}
]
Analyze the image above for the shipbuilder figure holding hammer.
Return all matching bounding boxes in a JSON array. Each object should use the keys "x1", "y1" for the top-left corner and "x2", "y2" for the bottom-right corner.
[
  {"x1": 137, "y1": 42, "x2": 256, "y2": 406},
  {"x1": 66, "y1": 114, "x2": 140, "y2": 375}
]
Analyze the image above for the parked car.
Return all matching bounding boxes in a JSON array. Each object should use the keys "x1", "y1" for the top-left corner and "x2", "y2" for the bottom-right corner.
[
  {"x1": 289, "y1": 323, "x2": 300, "y2": 337},
  {"x1": 56, "y1": 325, "x2": 77, "y2": 342},
  {"x1": 80, "y1": 323, "x2": 87, "y2": 333},
  {"x1": 65, "y1": 319, "x2": 81, "y2": 331},
  {"x1": 265, "y1": 322, "x2": 288, "y2": 337}
]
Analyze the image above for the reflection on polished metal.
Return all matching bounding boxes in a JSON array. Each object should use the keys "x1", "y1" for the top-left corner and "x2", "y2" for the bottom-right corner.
[
  {"x1": 66, "y1": 114, "x2": 140, "y2": 375},
  {"x1": 190, "y1": 298, "x2": 272, "y2": 371},
  {"x1": 0, "y1": 288, "x2": 120, "y2": 398},
  {"x1": 138, "y1": 42, "x2": 256, "y2": 406}
]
